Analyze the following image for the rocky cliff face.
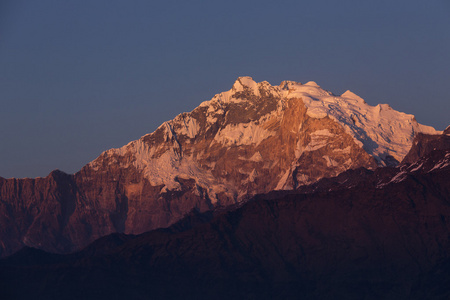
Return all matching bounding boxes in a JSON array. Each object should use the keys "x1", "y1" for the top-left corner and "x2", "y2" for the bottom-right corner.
[
  {"x1": 0, "y1": 77, "x2": 440, "y2": 257},
  {"x1": 0, "y1": 171, "x2": 77, "y2": 255},
  {"x1": 402, "y1": 125, "x2": 450, "y2": 164}
]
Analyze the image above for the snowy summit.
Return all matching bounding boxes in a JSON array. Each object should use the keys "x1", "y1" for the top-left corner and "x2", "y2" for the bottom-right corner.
[{"x1": 86, "y1": 76, "x2": 439, "y2": 205}]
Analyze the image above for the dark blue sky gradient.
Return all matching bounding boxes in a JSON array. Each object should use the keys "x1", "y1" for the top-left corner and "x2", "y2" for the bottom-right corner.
[{"x1": 1, "y1": 0, "x2": 449, "y2": 178}]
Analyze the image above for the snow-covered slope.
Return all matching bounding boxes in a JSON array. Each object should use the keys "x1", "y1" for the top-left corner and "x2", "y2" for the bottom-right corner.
[{"x1": 280, "y1": 80, "x2": 438, "y2": 164}]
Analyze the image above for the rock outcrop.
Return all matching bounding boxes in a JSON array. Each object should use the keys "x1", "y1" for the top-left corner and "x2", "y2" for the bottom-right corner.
[{"x1": 402, "y1": 127, "x2": 450, "y2": 164}]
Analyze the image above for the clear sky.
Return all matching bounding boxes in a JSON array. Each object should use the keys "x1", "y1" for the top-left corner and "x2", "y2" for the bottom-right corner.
[{"x1": 1, "y1": 0, "x2": 449, "y2": 178}]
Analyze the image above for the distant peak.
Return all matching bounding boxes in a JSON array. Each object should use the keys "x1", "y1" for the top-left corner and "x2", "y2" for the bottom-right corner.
[
  {"x1": 341, "y1": 90, "x2": 365, "y2": 102},
  {"x1": 237, "y1": 75, "x2": 254, "y2": 81},
  {"x1": 444, "y1": 125, "x2": 450, "y2": 135},
  {"x1": 304, "y1": 81, "x2": 320, "y2": 88},
  {"x1": 49, "y1": 169, "x2": 70, "y2": 180},
  {"x1": 232, "y1": 76, "x2": 258, "y2": 92}
]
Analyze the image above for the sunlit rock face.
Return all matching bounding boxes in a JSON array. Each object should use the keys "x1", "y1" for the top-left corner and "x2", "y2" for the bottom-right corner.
[{"x1": 0, "y1": 77, "x2": 440, "y2": 256}]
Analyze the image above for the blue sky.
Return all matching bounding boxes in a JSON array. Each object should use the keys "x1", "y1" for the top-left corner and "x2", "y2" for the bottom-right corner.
[{"x1": 1, "y1": 0, "x2": 449, "y2": 178}]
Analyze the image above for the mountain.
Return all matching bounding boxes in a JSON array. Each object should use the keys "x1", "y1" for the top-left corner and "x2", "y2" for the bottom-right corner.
[
  {"x1": 0, "y1": 77, "x2": 440, "y2": 257},
  {"x1": 1, "y1": 137, "x2": 449, "y2": 299}
]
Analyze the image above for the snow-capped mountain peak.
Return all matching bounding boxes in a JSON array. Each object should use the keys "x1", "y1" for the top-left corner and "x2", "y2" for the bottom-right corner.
[
  {"x1": 232, "y1": 76, "x2": 260, "y2": 93},
  {"x1": 341, "y1": 90, "x2": 365, "y2": 102},
  {"x1": 86, "y1": 77, "x2": 440, "y2": 210},
  {"x1": 0, "y1": 76, "x2": 446, "y2": 258},
  {"x1": 304, "y1": 81, "x2": 320, "y2": 87}
]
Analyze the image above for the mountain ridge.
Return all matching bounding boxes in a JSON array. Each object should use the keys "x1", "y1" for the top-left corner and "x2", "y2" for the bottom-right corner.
[
  {"x1": 0, "y1": 76, "x2": 442, "y2": 257},
  {"x1": 2, "y1": 142, "x2": 450, "y2": 299}
]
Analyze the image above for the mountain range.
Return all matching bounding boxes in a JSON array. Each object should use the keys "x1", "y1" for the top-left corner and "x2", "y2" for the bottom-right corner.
[
  {"x1": 1, "y1": 125, "x2": 449, "y2": 299},
  {"x1": 0, "y1": 77, "x2": 440, "y2": 258},
  {"x1": 2, "y1": 76, "x2": 450, "y2": 299}
]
